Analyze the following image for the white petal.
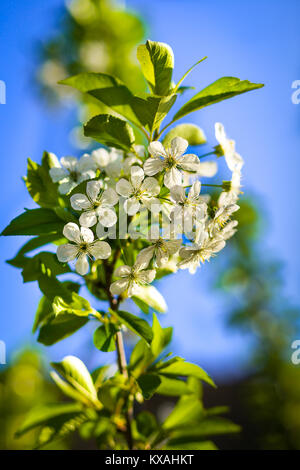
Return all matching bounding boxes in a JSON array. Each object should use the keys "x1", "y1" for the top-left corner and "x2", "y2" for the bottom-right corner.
[
  {"x1": 124, "y1": 197, "x2": 140, "y2": 215},
  {"x1": 89, "y1": 241, "x2": 111, "y2": 259},
  {"x1": 49, "y1": 167, "x2": 67, "y2": 182},
  {"x1": 156, "y1": 248, "x2": 169, "y2": 268},
  {"x1": 58, "y1": 181, "x2": 76, "y2": 195},
  {"x1": 148, "y1": 141, "x2": 167, "y2": 158},
  {"x1": 79, "y1": 210, "x2": 98, "y2": 228},
  {"x1": 123, "y1": 156, "x2": 140, "y2": 175},
  {"x1": 165, "y1": 239, "x2": 182, "y2": 254},
  {"x1": 114, "y1": 265, "x2": 132, "y2": 277},
  {"x1": 70, "y1": 193, "x2": 91, "y2": 211},
  {"x1": 86, "y1": 180, "x2": 102, "y2": 202},
  {"x1": 178, "y1": 154, "x2": 201, "y2": 172},
  {"x1": 75, "y1": 254, "x2": 89, "y2": 275},
  {"x1": 77, "y1": 154, "x2": 96, "y2": 172},
  {"x1": 101, "y1": 188, "x2": 119, "y2": 206},
  {"x1": 60, "y1": 156, "x2": 77, "y2": 171},
  {"x1": 170, "y1": 185, "x2": 186, "y2": 204},
  {"x1": 164, "y1": 167, "x2": 182, "y2": 189},
  {"x1": 131, "y1": 166, "x2": 144, "y2": 190},
  {"x1": 144, "y1": 157, "x2": 165, "y2": 176},
  {"x1": 197, "y1": 161, "x2": 217, "y2": 177},
  {"x1": 135, "y1": 246, "x2": 154, "y2": 269},
  {"x1": 137, "y1": 269, "x2": 156, "y2": 284},
  {"x1": 63, "y1": 222, "x2": 81, "y2": 243},
  {"x1": 225, "y1": 151, "x2": 244, "y2": 173},
  {"x1": 110, "y1": 279, "x2": 129, "y2": 296},
  {"x1": 80, "y1": 226, "x2": 94, "y2": 243},
  {"x1": 170, "y1": 137, "x2": 188, "y2": 158},
  {"x1": 97, "y1": 207, "x2": 117, "y2": 227},
  {"x1": 188, "y1": 181, "x2": 201, "y2": 200},
  {"x1": 116, "y1": 178, "x2": 133, "y2": 197},
  {"x1": 57, "y1": 244, "x2": 78, "y2": 262},
  {"x1": 141, "y1": 177, "x2": 160, "y2": 196},
  {"x1": 79, "y1": 170, "x2": 96, "y2": 182},
  {"x1": 215, "y1": 122, "x2": 226, "y2": 144},
  {"x1": 92, "y1": 148, "x2": 110, "y2": 168},
  {"x1": 141, "y1": 197, "x2": 161, "y2": 214}
]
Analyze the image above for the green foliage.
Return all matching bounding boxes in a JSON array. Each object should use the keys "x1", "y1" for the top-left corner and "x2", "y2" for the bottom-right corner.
[
  {"x1": 93, "y1": 324, "x2": 117, "y2": 352},
  {"x1": 84, "y1": 114, "x2": 135, "y2": 150},
  {"x1": 50, "y1": 356, "x2": 100, "y2": 408},
  {"x1": 2, "y1": 36, "x2": 265, "y2": 450},
  {"x1": 2, "y1": 208, "x2": 64, "y2": 236},
  {"x1": 24, "y1": 152, "x2": 60, "y2": 208},
  {"x1": 110, "y1": 309, "x2": 153, "y2": 345},
  {"x1": 137, "y1": 40, "x2": 174, "y2": 96},
  {"x1": 173, "y1": 76, "x2": 263, "y2": 122}
]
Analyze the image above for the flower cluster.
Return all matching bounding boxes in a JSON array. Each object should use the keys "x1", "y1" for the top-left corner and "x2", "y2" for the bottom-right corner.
[{"x1": 52, "y1": 124, "x2": 243, "y2": 297}]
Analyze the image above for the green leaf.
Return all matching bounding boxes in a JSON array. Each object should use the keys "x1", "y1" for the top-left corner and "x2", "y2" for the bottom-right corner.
[
  {"x1": 165, "y1": 440, "x2": 218, "y2": 450},
  {"x1": 136, "y1": 411, "x2": 158, "y2": 438},
  {"x1": 137, "y1": 40, "x2": 174, "y2": 96},
  {"x1": 156, "y1": 375, "x2": 191, "y2": 397},
  {"x1": 53, "y1": 292, "x2": 94, "y2": 317},
  {"x1": 137, "y1": 373, "x2": 161, "y2": 399},
  {"x1": 32, "y1": 281, "x2": 80, "y2": 333},
  {"x1": 84, "y1": 114, "x2": 135, "y2": 150},
  {"x1": 51, "y1": 355, "x2": 99, "y2": 407},
  {"x1": 111, "y1": 309, "x2": 153, "y2": 345},
  {"x1": 59, "y1": 72, "x2": 141, "y2": 126},
  {"x1": 93, "y1": 324, "x2": 117, "y2": 352},
  {"x1": 24, "y1": 152, "x2": 60, "y2": 208},
  {"x1": 132, "y1": 285, "x2": 167, "y2": 313},
  {"x1": 37, "y1": 313, "x2": 88, "y2": 346},
  {"x1": 162, "y1": 123, "x2": 206, "y2": 147},
  {"x1": 163, "y1": 396, "x2": 203, "y2": 430},
  {"x1": 22, "y1": 251, "x2": 70, "y2": 283},
  {"x1": 168, "y1": 417, "x2": 241, "y2": 440},
  {"x1": 151, "y1": 314, "x2": 172, "y2": 358},
  {"x1": 16, "y1": 403, "x2": 83, "y2": 437},
  {"x1": 173, "y1": 76, "x2": 264, "y2": 122},
  {"x1": 2, "y1": 208, "x2": 64, "y2": 236},
  {"x1": 156, "y1": 359, "x2": 215, "y2": 388}
]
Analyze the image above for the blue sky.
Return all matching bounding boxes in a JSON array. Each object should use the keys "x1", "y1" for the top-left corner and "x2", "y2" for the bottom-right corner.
[{"x1": 1, "y1": 0, "x2": 300, "y2": 381}]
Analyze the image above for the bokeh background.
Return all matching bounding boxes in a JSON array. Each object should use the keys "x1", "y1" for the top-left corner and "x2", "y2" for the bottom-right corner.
[{"x1": 1, "y1": 0, "x2": 300, "y2": 449}]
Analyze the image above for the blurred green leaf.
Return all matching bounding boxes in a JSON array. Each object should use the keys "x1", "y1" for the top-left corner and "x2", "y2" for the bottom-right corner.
[
  {"x1": 16, "y1": 403, "x2": 83, "y2": 438},
  {"x1": 137, "y1": 374, "x2": 161, "y2": 399},
  {"x1": 163, "y1": 123, "x2": 206, "y2": 147}
]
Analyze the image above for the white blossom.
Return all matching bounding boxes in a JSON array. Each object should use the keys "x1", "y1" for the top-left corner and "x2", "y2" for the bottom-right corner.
[
  {"x1": 144, "y1": 137, "x2": 201, "y2": 189},
  {"x1": 110, "y1": 261, "x2": 156, "y2": 297},
  {"x1": 57, "y1": 222, "x2": 111, "y2": 275},
  {"x1": 92, "y1": 147, "x2": 123, "y2": 178},
  {"x1": 178, "y1": 228, "x2": 226, "y2": 274},
  {"x1": 70, "y1": 180, "x2": 118, "y2": 228},
  {"x1": 116, "y1": 166, "x2": 160, "y2": 215},
  {"x1": 49, "y1": 155, "x2": 96, "y2": 194},
  {"x1": 136, "y1": 238, "x2": 182, "y2": 268},
  {"x1": 170, "y1": 181, "x2": 207, "y2": 233},
  {"x1": 215, "y1": 123, "x2": 244, "y2": 173}
]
